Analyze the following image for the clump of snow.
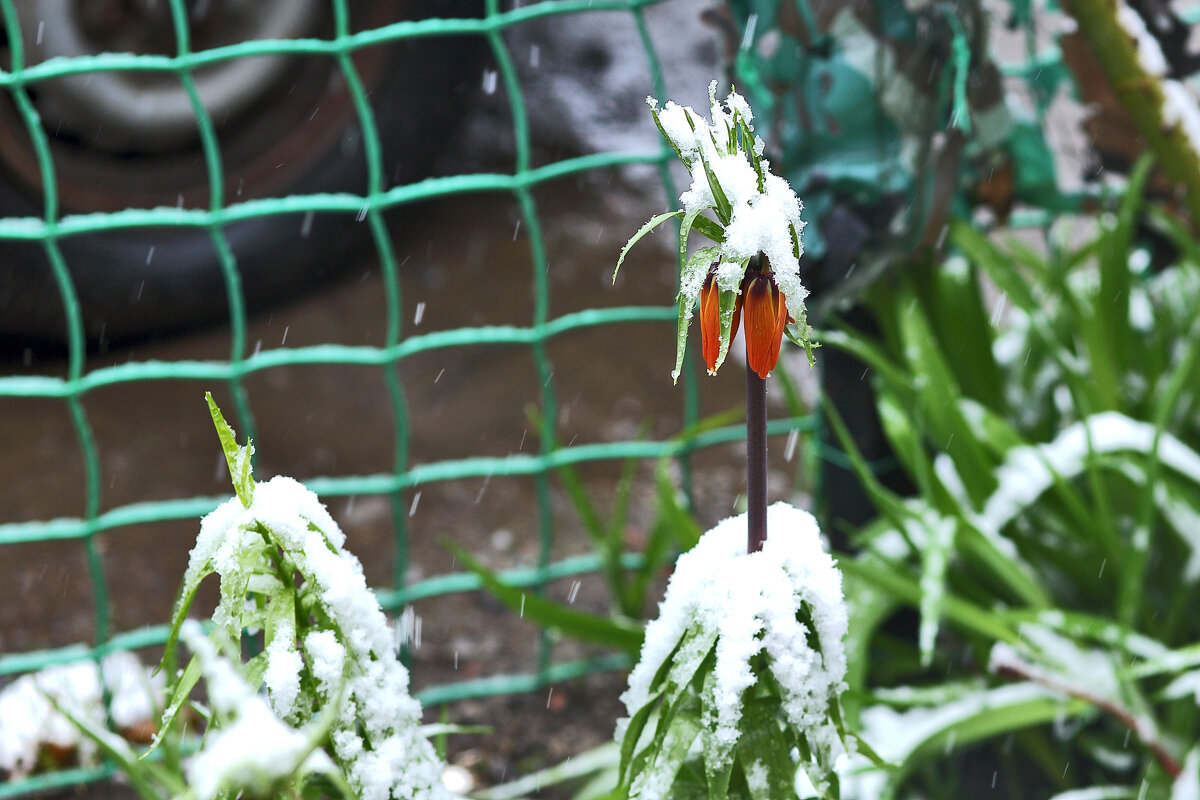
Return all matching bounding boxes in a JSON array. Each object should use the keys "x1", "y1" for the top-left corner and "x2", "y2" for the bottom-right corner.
[
  {"x1": 838, "y1": 683, "x2": 1055, "y2": 799},
  {"x1": 1173, "y1": 747, "x2": 1200, "y2": 800},
  {"x1": 620, "y1": 502, "x2": 847, "y2": 789},
  {"x1": 1161, "y1": 80, "x2": 1200, "y2": 160},
  {"x1": 1162, "y1": 669, "x2": 1200, "y2": 706},
  {"x1": 989, "y1": 625, "x2": 1119, "y2": 702},
  {"x1": 975, "y1": 411, "x2": 1200, "y2": 539},
  {"x1": 188, "y1": 698, "x2": 328, "y2": 800},
  {"x1": 305, "y1": 629, "x2": 346, "y2": 694},
  {"x1": 1116, "y1": 6, "x2": 1168, "y2": 76},
  {"x1": 186, "y1": 476, "x2": 449, "y2": 800},
  {"x1": 0, "y1": 652, "x2": 162, "y2": 778},
  {"x1": 264, "y1": 626, "x2": 304, "y2": 719},
  {"x1": 182, "y1": 622, "x2": 334, "y2": 800}
]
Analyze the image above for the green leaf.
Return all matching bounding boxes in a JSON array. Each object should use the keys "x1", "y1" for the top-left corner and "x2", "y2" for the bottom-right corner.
[
  {"x1": 736, "y1": 699, "x2": 793, "y2": 799},
  {"x1": 629, "y1": 631, "x2": 715, "y2": 793},
  {"x1": 160, "y1": 579, "x2": 204, "y2": 678},
  {"x1": 822, "y1": 328, "x2": 917, "y2": 406},
  {"x1": 917, "y1": 514, "x2": 955, "y2": 667},
  {"x1": 705, "y1": 747, "x2": 734, "y2": 800},
  {"x1": 690, "y1": 214, "x2": 726, "y2": 242},
  {"x1": 653, "y1": 462, "x2": 703, "y2": 553},
  {"x1": 682, "y1": 245, "x2": 722, "y2": 296},
  {"x1": 617, "y1": 683, "x2": 666, "y2": 789},
  {"x1": 679, "y1": 208, "x2": 708, "y2": 276},
  {"x1": 1090, "y1": 156, "x2": 1152, "y2": 406},
  {"x1": 445, "y1": 541, "x2": 644, "y2": 653},
  {"x1": 671, "y1": 246, "x2": 721, "y2": 383},
  {"x1": 609, "y1": 449, "x2": 643, "y2": 618},
  {"x1": 672, "y1": 292, "x2": 691, "y2": 385},
  {"x1": 648, "y1": 103, "x2": 687, "y2": 165},
  {"x1": 473, "y1": 742, "x2": 619, "y2": 800},
  {"x1": 848, "y1": 732, "x2": 892, "y2": 769},
  {"x1": 875, "y1": 391, "x2": 930, "y2": 497},
  {"x1": 956, "y1": 522, "x2": 1050, "y2": 609},
  {"x1": 895, "y1": 285, "x2": 995, "y2": 504},
  {"x1": 921, "y1": 257, "x2": 1002, "y2": 412},
  {"x1": 821, "y1": 396, "x2": 923, "y2": 551},
  {"x1": 838, "y1": 555, "x2": 1020, "y2": 646},
  {"x1": 697, "y1": 145, "x2": 733, "y2": 225},
  {"x1": 50, "y1": 692, "x2": 182, "y2": 799},
  {"x1": 614, "y1": 210, "x2": 683, "y2": 282},
  {"x1": 713, "y1": 286, "x2": 740, "y2": 373},
  {"x1": 841, "y1": 572, "x2": 899, "y2": 722},
  {"x1": 951, "y1": 221, "x2": 1040, "y2": 313},
  {"x1": 143, "y1": 654, "x2": 203, "y2": 761},
  {"x1": 206, "y1": 391, "x2": 254, "y2": 507},
  {"x1": 555, "y1": 458, "x2": 605, "y2": 549},
  {"x1": 894, "y1": 688, "x2": 1092, "y2": 789},
  {"x1": 633, "y1": 699, "x2": 703, "y2": 799},
  {"x1": 738, "y1": 116, "x2": 766, "y2": 193}
]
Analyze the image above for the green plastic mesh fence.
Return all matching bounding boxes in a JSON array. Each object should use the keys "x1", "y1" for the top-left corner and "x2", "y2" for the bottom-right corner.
[
  {"x1": 0, "y1": 0, "x2": 1131, "y2": 795},
  {"x1": 0, "y1": 0, "x2": 826, "y2": 795}
]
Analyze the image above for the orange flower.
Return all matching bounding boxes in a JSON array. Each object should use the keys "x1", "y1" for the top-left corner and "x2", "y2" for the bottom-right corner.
[
  {"x1": 699, "y1": 264, "x2": 741, "y2": 374},
  {"x1": 742, "y1": 269, "x2": 788, "y2": 379}
]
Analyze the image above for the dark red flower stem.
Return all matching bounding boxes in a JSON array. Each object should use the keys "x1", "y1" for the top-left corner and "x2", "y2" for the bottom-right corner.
[{"x1": 746, "y1": 353, "x2": 768, "y2": 553}]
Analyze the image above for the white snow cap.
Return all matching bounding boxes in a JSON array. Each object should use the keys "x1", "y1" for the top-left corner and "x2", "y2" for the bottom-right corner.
[{"x1": 621, "y1": 502, "x2": 847, "y2": 790}]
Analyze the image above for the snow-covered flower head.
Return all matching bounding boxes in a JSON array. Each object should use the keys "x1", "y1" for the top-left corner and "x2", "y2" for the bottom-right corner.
[{"x1": 616, "y1": 81, "x2": 815, "y2": 381}]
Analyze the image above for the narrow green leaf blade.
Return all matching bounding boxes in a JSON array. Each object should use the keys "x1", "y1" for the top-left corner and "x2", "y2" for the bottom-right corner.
[
  {"x1": 672, "y1": 293, "x2": 691, "y2": 385},
  {"x1": 690, "y1": 214, "x2": 726, "y2": 242},
  {"x1": 205, "y1": 391, "x2": 254, "y2": 507},
  {"x1": 614, "y1": 211, "x2": 682, "y2": 282},
  {"x1": 446, "y1": 541, "x2": 644, "y2": 653},
  {"x1": 143, "y1": 654, "x2": 203, "y2": 760}
]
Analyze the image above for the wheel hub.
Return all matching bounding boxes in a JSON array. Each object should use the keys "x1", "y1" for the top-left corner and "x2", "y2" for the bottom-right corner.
[{"x1": 21, "y1": 0, "x2": 322, "y2": 153}]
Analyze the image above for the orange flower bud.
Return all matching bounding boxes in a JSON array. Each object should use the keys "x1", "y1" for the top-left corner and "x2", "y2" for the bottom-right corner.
[
  {"x1": 742, "y1": 270, "x2": 788, "y2": 379},
  {"x1": 699, "y1": 264, "x2": 741, "y2": 374}
]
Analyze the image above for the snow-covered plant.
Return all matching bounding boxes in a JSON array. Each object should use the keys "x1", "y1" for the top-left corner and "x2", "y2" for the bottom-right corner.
[
  {"x1": 149, "y1": 393, "x2": 451, "y2": 800},
  {"x1": 614, "y1": 80, "x2": 816, "y2": 382},
  {"x1": 0, "y1": 652, "x2": 162, "y2": 779},
  {"x1": 827, "y1": 171, "x2": 1200, "y2": 798},
  {"x1": 602, "y1": 83, "x2": 843, "y2": 800},
  {"x1": 613, "y1": 503, "x2": 850, "y2": 800},
  {"x1": 175, "y1": 621, "x2": 348, "y2": 800}
]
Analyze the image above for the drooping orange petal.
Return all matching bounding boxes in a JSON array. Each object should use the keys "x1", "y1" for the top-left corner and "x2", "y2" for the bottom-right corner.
[
  {"x1": 699, "y1": 266, "x2": 743, "y2": 375},
  {"x1": 699, "y1": 275, "x2": 720, "y2": 373},
  {"x1": 743, "y1": 273, "x2": 788, "y2": 379}
]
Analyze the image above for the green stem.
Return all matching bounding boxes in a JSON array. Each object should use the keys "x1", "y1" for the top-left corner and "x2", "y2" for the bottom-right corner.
[{"x1": 1063, "y1": 0, "x2": 1200, "y2": 229}]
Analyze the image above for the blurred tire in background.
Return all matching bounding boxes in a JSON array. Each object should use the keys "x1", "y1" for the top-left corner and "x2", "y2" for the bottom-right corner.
[{"x1": 0, "y1": 0, "x2": 483, "y2": 346}]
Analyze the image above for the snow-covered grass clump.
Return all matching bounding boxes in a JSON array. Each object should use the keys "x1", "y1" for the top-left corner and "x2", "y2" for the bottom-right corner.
[
  {"x1": 0, "y1": 652, "x2": 162, "y2": 778},
  {"x1": 614, "y1": 502, "x2": 848, "y2": 799},
  {"x1": 176, "y1": 475, "x2": 449, "y2": 800},
  {"x1": 151, "y1": 395, "x2": 452, "y2": 800}
]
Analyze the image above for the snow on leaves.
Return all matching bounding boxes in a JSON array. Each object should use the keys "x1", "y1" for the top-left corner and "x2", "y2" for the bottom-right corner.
[{"x1": 614, "y1": 503, "x2": 848, "y2": 799}]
